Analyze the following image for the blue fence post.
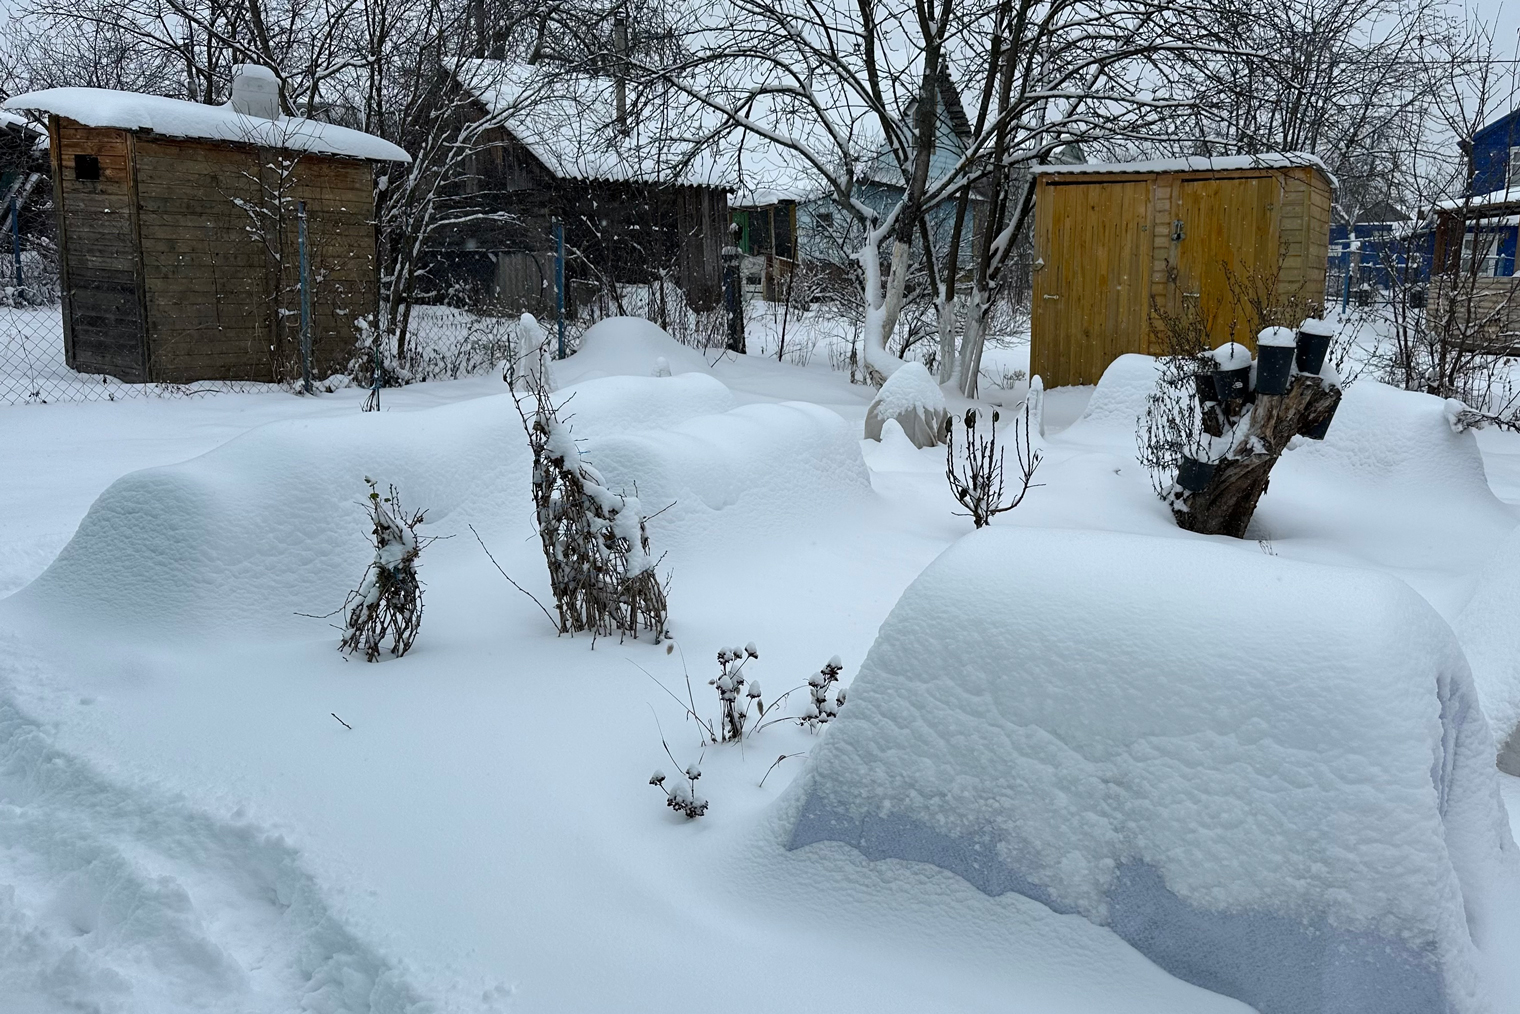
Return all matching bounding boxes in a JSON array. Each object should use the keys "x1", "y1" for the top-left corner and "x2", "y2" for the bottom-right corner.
[
  {"x1": 553, "y1": 220, "x2": 566, "y2": 359},
  {"x1": 297, "y1": 200, "x2": 313, "y2": 395}
]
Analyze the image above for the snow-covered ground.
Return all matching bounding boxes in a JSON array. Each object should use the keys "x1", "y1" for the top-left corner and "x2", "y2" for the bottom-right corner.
[{"x1": 1, "y1": 320, "x2": 1518, "y2": 1013}]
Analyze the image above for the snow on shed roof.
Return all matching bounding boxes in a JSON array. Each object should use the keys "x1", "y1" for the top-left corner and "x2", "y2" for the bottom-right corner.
[
  {"x1": 1, "y1": 87, "x2": 411, "y2": 162},
  {"x1": 1030, "y1": 152, "x2": 1329, "y2": 178},
  {"x1": 457, "y1": 60, "x2": 733, "y2": 188}
]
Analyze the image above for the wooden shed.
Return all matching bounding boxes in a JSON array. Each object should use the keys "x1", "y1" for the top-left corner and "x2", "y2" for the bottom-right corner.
[
  {"x1": 1030, "y1": 155, "x2": 1333, "y2": 388},
  {"x1": 442, "y1": 60, "x2": 730, "y2": 315},
  {"x1": 3, "y1": 68, "x2": 411, "y2": 385}
]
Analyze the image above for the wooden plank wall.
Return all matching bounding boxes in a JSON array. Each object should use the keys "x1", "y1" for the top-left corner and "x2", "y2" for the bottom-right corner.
[
  {"x1": 131, "y1": 137, "x2": 375, "y2": 384},
  {"x1": 1031, "y1": 165, "x2": 1336, "y2": 387},
  {"x1": 52, "y1": 121, "x2": 148, "y2": 381},
  {"x1": 134, "y1": 137, "x2": 269, "y2": 382}
]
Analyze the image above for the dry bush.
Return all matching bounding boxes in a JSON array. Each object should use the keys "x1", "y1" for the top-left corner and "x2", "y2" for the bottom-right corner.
[
  {"x1": 944, "y1": 402, "x2": 1042, "y2": 528},
  {"x1": 340, "y1": 479, "x2": 435, "y2": 661},
  {"x1": 515, "y1": 374, "x2": 669, "y2": 642}
]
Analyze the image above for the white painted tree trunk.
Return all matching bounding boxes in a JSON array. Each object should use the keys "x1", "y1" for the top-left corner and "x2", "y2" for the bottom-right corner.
[
  {"x1": 858, "y1": 225, "x2": 903, "y2": 385},
  {"x1": 956, "y1": 285, "x2": 988, "y2": 397},
  {"x1": 936, "y1": 294, "x2": 958, "y2": 384},
  {"x1": 878, "y1": 237, "x2": 913, "y2": 355}
]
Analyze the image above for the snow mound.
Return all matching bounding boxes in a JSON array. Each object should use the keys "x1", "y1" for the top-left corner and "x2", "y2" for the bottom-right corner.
[
  {"x1": 555, "y1": 317, "x2": 713, "y2": 384},
  {"x1": 1455, "y1": 523, "x2": 1520, "y2": 773},
  {"x1": 17, "y1": 372, "x2": 851, "y2": 637},
  {"x1": 587, "y1": 402, "x2": 871, "y2": 543},
  {"x1": 1063, "y1": 354, "x2": 1161, "y2": 443},
  {"x1": 788, "y1": 526, "x2": 1520, "y2": 1014},
  {"x1": 1288, "y1": 382, "x2": 1500, "y2": 499},
  {"x1": 864, "y1": 362, "x2": 947, "y2": 448}
]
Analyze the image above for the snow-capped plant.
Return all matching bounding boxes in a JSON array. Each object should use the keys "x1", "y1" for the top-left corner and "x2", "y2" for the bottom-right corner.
[
  {"x1": 340, "y1": 479, "x2": 435, "y2": 662},
  {"x1": 801, "y1": 656, "x2": 847, "y2": 731},
  {"x1": 944, "y1": 401, "x2": 1042, "y2": 528},
  {"x1": 650, "y1": 733, "x2": 708, "y2": 820},
  {"x1": 710, "y1": 643, "x2": 760, "y2": 742},
  {"x1": 514, "y1": 372, "x2": 669, "y2": 642}
]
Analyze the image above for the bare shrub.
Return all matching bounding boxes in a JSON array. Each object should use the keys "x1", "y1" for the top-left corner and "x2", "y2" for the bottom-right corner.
[
  {"x1": 944, "y1": 402, "x2": 1042, "y2": 528},
  {"x1": 515, "y1": 375, "x2": 669, "y2": 642},
  {"x1": 340, "y1": 479, "x2": 435, "y2": 661}
]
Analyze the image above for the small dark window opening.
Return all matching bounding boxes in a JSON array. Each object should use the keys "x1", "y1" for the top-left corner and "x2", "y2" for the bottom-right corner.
[{"x1": 73, "y1": 154, "x2": 101, "y2": 181}]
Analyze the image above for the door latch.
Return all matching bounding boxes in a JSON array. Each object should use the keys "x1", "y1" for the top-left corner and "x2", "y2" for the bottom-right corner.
[{"x1": 1172, "y1": 220, "x2": 1186, "y2": 241}]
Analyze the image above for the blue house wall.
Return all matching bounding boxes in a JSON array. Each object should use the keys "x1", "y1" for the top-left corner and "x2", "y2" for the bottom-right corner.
[{"x1": 1470, "y1": 109, "x2": 1520, "y2": 195}]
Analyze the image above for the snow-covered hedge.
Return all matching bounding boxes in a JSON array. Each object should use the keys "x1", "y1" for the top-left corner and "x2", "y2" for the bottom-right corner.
[{"x1": 787, "y1": 526, "x2": 1520, "y2": 1014}]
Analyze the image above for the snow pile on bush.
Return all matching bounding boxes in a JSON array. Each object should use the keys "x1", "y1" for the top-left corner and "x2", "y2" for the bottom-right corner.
[
  {"x1": 1456, "y1": 523, "x2": 1520, "y2": 774},
  {"x1": 556, "y1": 316, "x2": 712, "y2": 384},
  {"x1": 787, "y1": 526, "x2": 1520, "y2": 1014},
  {"x1": 864, "y1": 362, "x2": 948, "y2": 448},
  {"x1": 1063, "y1": 354, "x2": 1162, "y2": 444}
]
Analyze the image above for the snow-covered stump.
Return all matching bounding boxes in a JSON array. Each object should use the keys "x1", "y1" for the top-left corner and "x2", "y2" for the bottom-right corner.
[
  {"x1": 863, "y1": 362, "x2": 948, "y2": 449},
  {"x1": 787, "y1": 527, "x2": 1520, "y2": 1014},
  {"x1": 1167, "y1": 324, "x2": 1342, "y2": 538}
]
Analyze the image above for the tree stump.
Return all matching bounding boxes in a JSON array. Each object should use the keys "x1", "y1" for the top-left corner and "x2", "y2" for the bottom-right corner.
[{"x1": 1172, "y1": 374, "x2": 1341, "y2": 538}]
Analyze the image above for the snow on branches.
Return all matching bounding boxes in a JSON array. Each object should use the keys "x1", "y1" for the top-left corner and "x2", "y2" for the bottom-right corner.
[
  {"x1": 340, "y1": 479, "x2": 435, "y2": 661},
  {"x1": 516, "y1": 376, "x2": 669, "y2": 642}
]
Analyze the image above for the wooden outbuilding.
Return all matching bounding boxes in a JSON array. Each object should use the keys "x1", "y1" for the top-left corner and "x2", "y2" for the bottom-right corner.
[
  {"x1": 3, "y1": 68, "x2": 410, "y2": 385},
  {"x1": 441, "y1": 60, "x2": 730, "y2": 315},
  {"x1": 1030, "y1": 154, "x2": 1333, "y2": 387}
]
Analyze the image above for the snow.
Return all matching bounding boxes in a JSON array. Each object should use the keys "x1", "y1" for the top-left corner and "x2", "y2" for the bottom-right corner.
[
  {"x1": 788, "y1": 525, "x2": 1520, "y2": 1014},
  {"x1": 1209, "y1": 342, "x2": 1253, "y2": 370},
  {"x1": 1029, "y1": 151, "x2": 1330, "y2": 178},
  {"x1": 863, "y1": 361, "x2": 948, "y2": 447},
  {"x1": 2, "y1": 88, "x2": 411, "y2": 162},
  {"x1": 4, "y1": 314, "x2": 1520, "y2": 1014},
  {"x1": 1456, "y1": 524, "x2": 1520, "y2": 771},
  {"x1": 1298, "y1": 318, "x2": 1337, "y2": 337},
  {"x1": 1257, "y1": 326, "x2": 1297, "y2": 347}
]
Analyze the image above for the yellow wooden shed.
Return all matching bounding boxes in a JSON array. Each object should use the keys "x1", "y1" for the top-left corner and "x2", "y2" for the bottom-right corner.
[{"x1": 1029, "y1": 154, "x2": 1333, "y2": 388}]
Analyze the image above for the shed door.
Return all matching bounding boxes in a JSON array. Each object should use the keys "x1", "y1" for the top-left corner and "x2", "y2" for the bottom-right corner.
[
  {"x1": 1175, "y1": 176, "x2": 1281, "y2": 348},
  {"x1": 1031, "y1": 179, "x2": 1151, "y2": 387}
]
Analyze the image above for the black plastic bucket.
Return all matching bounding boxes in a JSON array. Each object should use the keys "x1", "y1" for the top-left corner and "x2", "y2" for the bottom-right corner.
[
  {"x1": 1177, "y1": 456, "x2": 1216, "y2": 491},
  {"x1": 1295, "y1": 329, "x2": 1333, "y2": 375},
  {"x1": 1255, "y1": 344, "x2": 1296, "y2": 395},
  {"x1": 1195, "y1": 372, "x2": 1219, "y2": 404},
  {"x1": 1302, "y1": 413, "x2": 1333, "y2": 440},
  {"x1": 1213, "y1": 365, "x2": 1251, "y2": 401}
]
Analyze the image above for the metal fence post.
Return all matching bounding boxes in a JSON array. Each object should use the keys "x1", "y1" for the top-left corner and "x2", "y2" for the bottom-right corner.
[
  {"x1": 297, "y1": 200, "x2": 313, "y2": 394},
  {"x1": 9, "y1": 197, "x2": 21, "y2": 294},
  {"x1": 721, "y1": 222, "x2": 745, "y2": 353},
  {"x1": 553, "y1": 219, "x2": 566, "y2": 359}
]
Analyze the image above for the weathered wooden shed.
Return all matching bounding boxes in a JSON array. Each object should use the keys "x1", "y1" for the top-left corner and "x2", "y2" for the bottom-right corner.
[
  {"x1": 3, "y1": 68, "x2": 410, "y2": 385},
  {"x1": 442, "y1": 61, "x2": 730, "y2": 315},
  {"x1": 1030, "y1": 154, "x2": 1333, "y2": 387}
]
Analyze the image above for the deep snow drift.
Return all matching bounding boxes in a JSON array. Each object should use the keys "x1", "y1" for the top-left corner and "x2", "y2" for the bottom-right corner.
[
  {"x1": 789, "y1": 526, "x2": 1520, "y2": 1014},
  {"x1": 3, "y1": 318, "x2": 1520, "y2": 1014}
]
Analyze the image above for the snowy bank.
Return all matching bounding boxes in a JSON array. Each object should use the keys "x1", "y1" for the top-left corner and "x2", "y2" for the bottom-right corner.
[
  {"x1": 787, "y1": 526, "x2": 1520, "y2": 1014},
  {"x1": 1456, "y1": 523, "x2": 1520, "y2": 773}
]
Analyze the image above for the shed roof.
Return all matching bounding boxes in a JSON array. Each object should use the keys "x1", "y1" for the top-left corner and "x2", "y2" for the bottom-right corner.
[
  {"x1": 1030, "y1": 152, "x2": 1330, "y2": 179},
  {"x1": 1, "y1": 87, "x2": 411, "y2": 162},
  {"x1": 457, "y1": 60, "x2": 733, "y2": 188}
]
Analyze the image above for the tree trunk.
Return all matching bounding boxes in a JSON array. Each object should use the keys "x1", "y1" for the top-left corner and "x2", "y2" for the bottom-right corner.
[{"x1": 1172, "y1": 374, "x2": 1342, "y2": 538}]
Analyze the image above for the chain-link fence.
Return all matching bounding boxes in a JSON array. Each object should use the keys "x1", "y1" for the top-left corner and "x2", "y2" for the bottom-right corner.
[{"x1": 0, "y1": 300, "x2": 282, "y2": 405}]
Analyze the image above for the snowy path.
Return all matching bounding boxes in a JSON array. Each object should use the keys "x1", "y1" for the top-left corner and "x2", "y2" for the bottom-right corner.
[{"x1": 0, "y1": 639, "x2": 428, "y2": 1014}]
